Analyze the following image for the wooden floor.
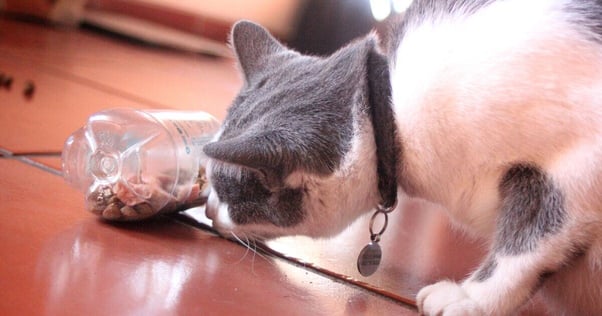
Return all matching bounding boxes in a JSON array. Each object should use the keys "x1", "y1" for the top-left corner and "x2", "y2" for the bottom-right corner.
[{"x1": 0, "y1": 17, "x2": 548, "y2": 315}]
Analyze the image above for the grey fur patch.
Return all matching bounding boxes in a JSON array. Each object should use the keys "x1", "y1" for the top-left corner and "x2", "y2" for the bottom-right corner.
[
  {"x1": 204, "y1": 22, "x2": 378, "y2": 177},
  {"x1": 565, "y1": 0, "x2": 602, "y2": 44},
  {"x1": 474, "y1": 258, "x2": 498, "y2": 282},
  {"x1": 210, "y1": 163, "x2": 305, "y2": 227},
  {"x1": 495, "y1": 163, "x2": 566, "y2": 255}
]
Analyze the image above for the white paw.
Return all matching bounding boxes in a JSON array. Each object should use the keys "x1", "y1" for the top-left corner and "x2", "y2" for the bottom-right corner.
[{"x1": 417, "y1": 281, "x2": 484, "y2": 316}]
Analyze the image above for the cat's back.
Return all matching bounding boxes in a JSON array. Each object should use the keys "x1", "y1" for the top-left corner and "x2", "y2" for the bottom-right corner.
[
  {"x1": 388, "y1": 0, "x2": 602, "y2": 228},
  {"x1": 390, "y1": 0, "x2": 602, "y2": 116},
  {"x1": 389, "y1": 0, "x2": 602, "y2": 162}
]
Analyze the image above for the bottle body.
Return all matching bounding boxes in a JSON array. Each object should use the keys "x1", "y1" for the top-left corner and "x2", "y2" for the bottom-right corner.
[{"x1": 62, "y1": 108, "x2": 220, "y2": 220}]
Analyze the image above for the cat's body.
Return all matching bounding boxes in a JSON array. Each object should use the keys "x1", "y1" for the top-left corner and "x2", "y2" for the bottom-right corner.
[{"x1": 203, "y1": 0, "x2": 602, "y2": 314}]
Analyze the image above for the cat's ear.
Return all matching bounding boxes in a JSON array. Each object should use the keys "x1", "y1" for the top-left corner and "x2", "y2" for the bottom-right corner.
[
  {"x1": 203, "y1": 132, "x2": 283, "y2": 173},
  {"x1": 204, "y1": 129, "x2": 336, "y2": 177},
  {"x1": 230, "y1": 20, "x2": 285, "y2": 81}
]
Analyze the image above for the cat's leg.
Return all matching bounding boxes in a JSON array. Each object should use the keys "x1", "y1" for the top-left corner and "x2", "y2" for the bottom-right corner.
[{"x1": 417, "y1": 163, "x2": 590, "y2": 316}]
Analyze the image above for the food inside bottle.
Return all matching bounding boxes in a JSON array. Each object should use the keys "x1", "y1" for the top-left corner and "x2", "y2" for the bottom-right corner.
[{"x1": 85, "y1": 166, "x2": 209, "y2": 221}]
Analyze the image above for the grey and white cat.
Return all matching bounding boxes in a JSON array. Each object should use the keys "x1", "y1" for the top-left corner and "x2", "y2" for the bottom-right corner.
[{"x1": 202, "y1": 0, "x2": 602, "y2": 314}]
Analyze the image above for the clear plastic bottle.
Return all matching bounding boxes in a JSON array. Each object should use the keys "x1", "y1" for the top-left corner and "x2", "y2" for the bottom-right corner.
[{"x1": 62, "y1": 108, "x2": 220, "y2": 221}]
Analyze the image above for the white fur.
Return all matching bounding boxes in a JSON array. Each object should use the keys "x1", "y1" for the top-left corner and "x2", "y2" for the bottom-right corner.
[
  {"x1": 417, "y1": 281, "x2": 483, "y2": 316},
  {"x1": 391, "y1": 0, "x2": 602, "y2": 314},
  {"x1": 391, "y1": 0, "x2": 602, "y2": 233},
  {"x1": 206, "y1": 188, "x2": 234, "y2": 232}
]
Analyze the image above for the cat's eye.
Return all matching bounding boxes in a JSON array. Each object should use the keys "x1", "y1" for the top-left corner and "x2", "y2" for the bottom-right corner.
[
  {"x1": 253, "y1": 167, "x2": 280, "y2": 192},
  {"x1": 256, "y1": 78, "x2": 268, "y2": 89},
  {"x1": 257, "y1": 168, "x2": 269, "y2": 180}
]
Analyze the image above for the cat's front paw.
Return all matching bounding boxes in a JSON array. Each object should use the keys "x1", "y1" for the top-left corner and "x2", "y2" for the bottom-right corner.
[{"x1": 417, "y1": 281, "x2": 483, "y2": 316}]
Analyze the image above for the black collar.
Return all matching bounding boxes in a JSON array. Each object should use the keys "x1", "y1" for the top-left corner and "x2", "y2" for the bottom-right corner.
[{"x1": 367, "y1": 49, "x2": 399, "y2": 210}]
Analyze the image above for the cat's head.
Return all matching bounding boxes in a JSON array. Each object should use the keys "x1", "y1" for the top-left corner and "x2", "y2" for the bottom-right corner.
[{"x1": 203, "y1": 21, "x2": 386, "y2": 240}]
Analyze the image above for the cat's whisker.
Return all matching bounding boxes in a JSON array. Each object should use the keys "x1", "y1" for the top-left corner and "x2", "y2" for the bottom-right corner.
[
  {"x1": 248, "y1": 233, "x2": 277, "y2": 265},
  {"x1": 234, "y1": 232, "x2": 262, "y2": 276},
  {"x1": 230, "y1": 232, "x2": 251, "y2": 265},
  {"x1": 229, "y1": 231, "x2": 274, "y2": 271},
  {"x1": 247, "y1": 235, "x2": 259, "y2": 276}
]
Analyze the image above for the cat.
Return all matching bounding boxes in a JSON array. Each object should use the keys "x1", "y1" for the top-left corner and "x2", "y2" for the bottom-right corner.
[{"x1": 202, "y1": 0, "x2": 602, "y2": 315}]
